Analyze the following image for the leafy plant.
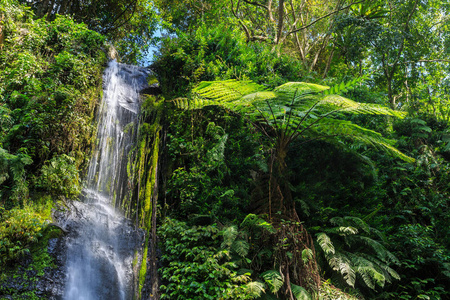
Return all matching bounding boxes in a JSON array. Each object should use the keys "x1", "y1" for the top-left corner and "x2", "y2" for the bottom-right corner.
[
  {"x1": 0, "y1": 204, "x2": 48, "y2": 265},
  {"x1": 316, "y1": 217, "x2": 400, "y2": 291},
  {"x1": 175, "y1": 78, "x2": 413, "y2": 219},
  {"x1": 158, "y1": 218, "x2": 261, "y2": 299},
  {"x1": 0, "y1": 147, "x2": 32, "y2": 207},
  {"x1": 34, "y1": 154, "x2": 80, "y2": 198}
]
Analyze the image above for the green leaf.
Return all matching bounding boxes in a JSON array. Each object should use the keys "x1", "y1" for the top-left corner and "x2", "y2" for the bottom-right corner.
[
  {"x1": 317, "y1": 233, "x2": 335, "y2": 255},
  {"x1": 290, "y1": 283, "x2": 311, "y2": 300},
  {"x1": 245, "y1": 281, "x2": 265, "y2": 297},
  {"x1": 261, "y1": 270, "x2": 284, "y2": 293}
]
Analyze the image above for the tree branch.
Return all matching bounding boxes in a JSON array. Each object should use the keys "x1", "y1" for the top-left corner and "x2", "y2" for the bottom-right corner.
[{"x1": 288, "y1": 0, "x2": 367, "y2": 34}]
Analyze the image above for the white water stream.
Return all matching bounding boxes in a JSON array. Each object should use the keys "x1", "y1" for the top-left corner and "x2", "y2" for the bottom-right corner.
[{"x1": 63, "y1": 60, "x2": 148, "y2": 300}]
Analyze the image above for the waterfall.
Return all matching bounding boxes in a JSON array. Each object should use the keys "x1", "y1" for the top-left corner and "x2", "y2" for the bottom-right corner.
[{"x1": 63, "y1": 60, "x2": 148, "y2": 300}]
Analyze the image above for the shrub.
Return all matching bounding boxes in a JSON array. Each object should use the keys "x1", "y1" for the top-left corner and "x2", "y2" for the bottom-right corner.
[{"x1": 0, "y1": 204, "x2": 49, "y2": 265}]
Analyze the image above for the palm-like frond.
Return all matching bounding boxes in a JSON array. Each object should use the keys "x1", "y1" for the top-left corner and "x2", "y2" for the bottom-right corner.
[
  {"x1": 328, "y1": 251, "x2": 356, "y2": 287},
  {"x1": 348, "y1": 253, "x2": 386, "y2": 289},
  {"x1": 261, "y1": 270, "x2": 284, "y2": 294},
  {"x1": 232, "y1": 239, "x2": 250, "y2": 258},
  {"x1": 318, "y1": 218, "x2": 400, "y2": 291},
  {"x1": 306, "y1": 118, "x2": 414, "y2": 163},
  {"x1": 291, "y1": 283, "x2": 312, "y2": 300},
  {"x1": 221, "y1": 225, "x2": 238, "y2": 248},
  {"x1": 352, "y1": 236, "x2": 399, "y2": 265},
  {"x1": 317, "y1": 233, "x2": 335, "y2": 255},
  {"x1": 245, "y1": 281, "x2": 266, "y2": 297},
  {"x1": 193, "y1": 79, "x2": 266, "y2": 103},
  {"x1": 177, "y1": 79, "x2": 414, "y2": 162}
]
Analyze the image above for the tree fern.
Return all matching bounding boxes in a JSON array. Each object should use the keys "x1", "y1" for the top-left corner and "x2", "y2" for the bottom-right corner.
[{"x1": 177, "y1": 78, "x2": 414, "y2": 163}]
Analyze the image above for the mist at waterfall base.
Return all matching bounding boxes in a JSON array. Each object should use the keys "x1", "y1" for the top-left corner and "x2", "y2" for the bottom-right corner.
[{"x1": 62, "y1": 60, "x2": 149, "y2": 300}]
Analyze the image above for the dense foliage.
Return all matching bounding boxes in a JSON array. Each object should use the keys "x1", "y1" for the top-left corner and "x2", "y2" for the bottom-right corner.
[
  {"x1": 0, "y1": 1, "x2": 108, "y2": 296},
  {"x1": 1, "y1": 0, "x2": 450, "y2": 299},
  {"x1": 0, "y1": 0, "x2": 107, "y2": 209}
]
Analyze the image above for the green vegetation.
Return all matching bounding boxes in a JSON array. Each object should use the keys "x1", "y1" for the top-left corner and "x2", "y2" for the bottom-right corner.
[
  {"x1": 1, "y1": 0, "x2": 450, "y2": 299},
  {"x1": 0, "y1": 0, "x2": 107, "y2": 295}
]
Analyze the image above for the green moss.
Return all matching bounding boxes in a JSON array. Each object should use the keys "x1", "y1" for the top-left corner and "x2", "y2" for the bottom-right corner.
[
  {"x1": 0, "y1": 198, "x2": 63, "y2": 299},
  {"x1": 139, "y1": 236, "x2": 149, "y2": 297}
]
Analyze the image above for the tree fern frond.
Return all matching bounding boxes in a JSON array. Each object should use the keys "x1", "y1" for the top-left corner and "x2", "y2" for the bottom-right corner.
[
  {"x1": 221, "y1": 225, "x2": 238, "y2": 248},
  {"x1": 290, "y1": 283, "x2": 312, "y2": 300},
  {"x1": 232, "y1": 273, "x2": 252, "y2": 284},
  {"x1": 338, "y1": 226, "x2": 359, "y2": 236},
  {"x1": 323, "y1": 76, "x2": 368, "y2": 96},
  {"x1": 357, "y1": 266, "x2": 376, "y2": 290},
  {"x1": 308, "y1": 118, "x2": 415, "y2": 163},
  {"x1": 317, "y1": 232, "x2": 335, "y2": 255},
  {"x1": 319, "y1": 95, "x2": 407, "y2": 118},
  {"x1": 348, "y1": 253, "x2": 386, "y2": 288},
  {"x1": 369, "y1": 226, "x2": 388, "y2": 243},
  {"x1": 242, "y1": 91, "x2": 277, "y2": 103},
  {"x1": 330, "y1": 217, "x2": 344, "y2": 226},
  {"x1": 302, "y1": 248, "x2": 314, "y2": 264},
  {"x1": 172, "y1": 97, "x2": 217, "y2": 110},
  {"x1": 353, "y1": 236, "x2": 399, "y2": 264},
  {"x1": 193, "y1": 79, "x2": 265, "y2": 103},
  {"x1": 232, "y1": 239, "x2": 250, "y2": 258},
  {"x1": 359, "y1": 253, "x2": 400, "y2": 281},
  {"x1": 275, "y1": 82, "x2": 328, "y2": 95},
  {"x1": 261, "y1": 270, "x2": 284, "y2": 294},
  {"x1": 343, "y1": 216, "x2": 370, "y2": 234},
  {"x1": 245, "y1": 281, "x2": 266, "y2": 297},
  {"x1": 328, "y1": 251, "x2": 356, "y2": 287}
]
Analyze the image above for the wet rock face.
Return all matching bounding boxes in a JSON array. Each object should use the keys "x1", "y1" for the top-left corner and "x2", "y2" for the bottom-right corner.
[
  {"x1": 0, "y1": 229, "x2": 67, "y2": 300},
  {"x1": 0, "y1": 199, "x2": 144, "y2": 300}
]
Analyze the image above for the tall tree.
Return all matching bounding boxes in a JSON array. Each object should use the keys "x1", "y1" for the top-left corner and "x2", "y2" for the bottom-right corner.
[{"x1": 173, "y1": 78, "x2": 412, "y2": 297}]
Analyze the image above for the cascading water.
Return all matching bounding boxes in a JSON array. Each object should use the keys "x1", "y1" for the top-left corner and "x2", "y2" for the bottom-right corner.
[{"x1": 62, "y1": 60, "x2": 149, "y2": 300}]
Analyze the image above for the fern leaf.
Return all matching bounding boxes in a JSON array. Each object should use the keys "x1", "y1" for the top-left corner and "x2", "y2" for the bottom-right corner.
[
  {"x1": 319, "y1": 95, "x2": 407, "y2": 118},
  {"x1": 261, "y1": 270, "x2": 284, "y2": 294},
  {"x1": 245, "y1": 281, "x2": 265, "y2": 297},
  {"x1": 317, "y1": 233, "x2": 335, "y2": 255},
  {"x1": 355, "y1": 236, "x2": 398, "y2": 264},
  {"x1": 275, "y1": 82, "x2": 328, "y2": 95},
  {"x1": 359, "y1": 253, "x2": 400, "y2": 282},
  {"x1": 172, "y1": 97, "x2": 216, "y2": 110},
  {"x1": 308, "y1": 118, "x2": 415, "y2": 163},
  {"x1": 232, "y1": 239, "x2": 250, "y2": 258},
  {"x1": 302, "y1": 248, "x2": 314, "y2": 264},
  {"x1": 323, "y1": 75, "x2": 368, "y2": 96},
  {"x1": 330, "y1": 217, "x2": 343, "y2": 226},
  {"x1": 357, "y1": 266, "x2": 376, "y2": 289},
  {"x1": 338, "y1": 226, "x2": 359, "y2": 236},
  {"x1": 328, "y1": 252, "x2": 356, "y2": 287},
  {"x1": 343, "y1": 216, "x2": 370, "y2": 234},
  {"x1": 193, "y1": 79, "x2": 265, "y2": 103},
  {"x1": 221, "y1": 225, "x2": 238, "y2": 248},
  {"x1": 349, "y1": 253, "x2": 386, "y2": 289},
  {"x1": 290, "y1": 283, "x2": 312, "y2": 300}
]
